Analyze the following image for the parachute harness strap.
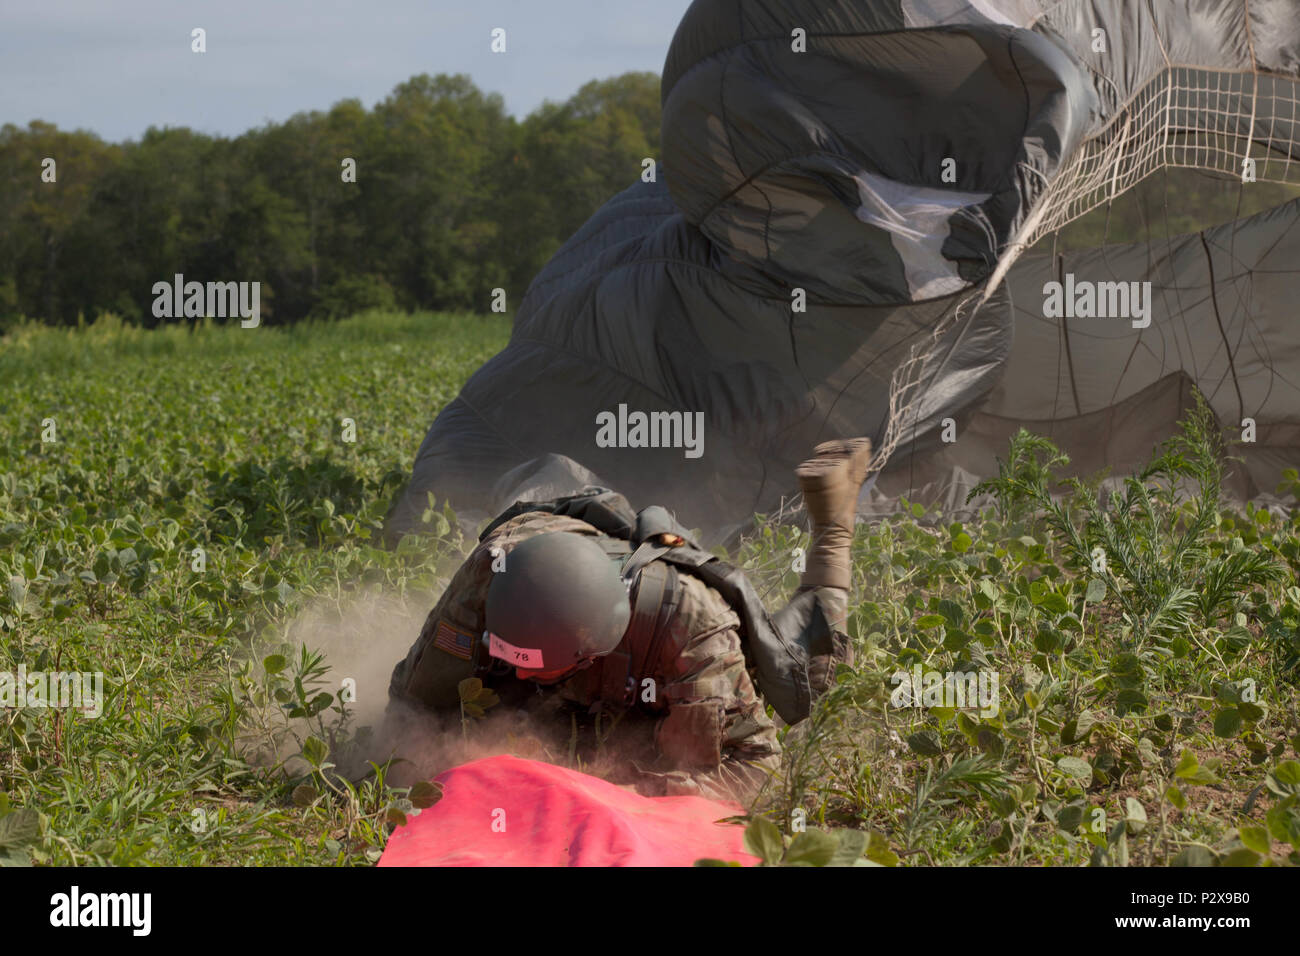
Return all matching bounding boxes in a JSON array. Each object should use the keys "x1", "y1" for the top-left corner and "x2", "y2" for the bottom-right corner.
[
  {"x1": 619, "y1": 540, "x2": 683, "y2": 707},
  {"x1": 640, "y1": 564, "x2": 681, "y2": 692},
  {"x1": 621, "y1": 541, "x2": 672, "y2": 586}
]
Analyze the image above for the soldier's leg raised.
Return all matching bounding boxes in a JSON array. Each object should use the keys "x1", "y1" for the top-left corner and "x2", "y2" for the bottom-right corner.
[{"x1": 773, "y1": 438, "x2": 871, "y2": 697}]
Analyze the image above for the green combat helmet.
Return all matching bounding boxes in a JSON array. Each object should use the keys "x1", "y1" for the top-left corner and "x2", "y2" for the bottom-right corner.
[{"x1": 484, "y1": 532, "x2": 632, "y2": 676}]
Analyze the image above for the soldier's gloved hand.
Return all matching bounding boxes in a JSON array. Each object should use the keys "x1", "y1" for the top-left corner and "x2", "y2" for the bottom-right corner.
[
  {"x1": 665, "y1": 775, "x2": 707, "y2": 796},
  {"x1": 658, "y1": 771, "x2": 705, "y2": 797},
  {"x1": 630, "y1": 768, "x2": 699, "y2": 798}
]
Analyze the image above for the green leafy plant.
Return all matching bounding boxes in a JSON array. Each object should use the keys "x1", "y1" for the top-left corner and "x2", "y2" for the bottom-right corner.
[
  {"x1": 4, "y1": 314, "x2": 1299, "y2": 867},
  {"x1": 903, "y1": 754, "x2": 1013, "y2": 853},
  {"x1": 694, "y1": 816, "x2": 895, "y2": 867},
  {"x1": 457, "y1": 676, "x2": 500, "y2": 741},
  {"x1": 0, "y1": 796, "x2": 45, "y2": 867},
  {"x1": 971, "y1": 396, "x2": 1287, "y2": 703}
]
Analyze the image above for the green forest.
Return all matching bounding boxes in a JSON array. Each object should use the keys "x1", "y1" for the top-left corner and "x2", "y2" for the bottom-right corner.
[
  {"x1": 0, "y1": 72, "x2": 660, "y2": 328},
  {"x1": 7, "y1": 70, "x2": 1300, "y2": 331}
]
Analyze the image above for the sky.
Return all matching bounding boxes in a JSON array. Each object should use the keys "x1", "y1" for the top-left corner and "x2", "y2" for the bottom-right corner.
[{"x1": 0, "y1": 0, "x2": 694, "y2": 143}]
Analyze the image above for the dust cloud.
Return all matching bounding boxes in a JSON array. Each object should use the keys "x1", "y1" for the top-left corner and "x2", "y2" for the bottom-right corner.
[{"x1": 278, "y1": 588, "x2": 621, "y2": 788}]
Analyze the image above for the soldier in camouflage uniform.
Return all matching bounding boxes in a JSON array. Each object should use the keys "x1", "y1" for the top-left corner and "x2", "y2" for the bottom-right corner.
[{"x1": 387, "y1": 439, "x2": 871, "y2": 802}]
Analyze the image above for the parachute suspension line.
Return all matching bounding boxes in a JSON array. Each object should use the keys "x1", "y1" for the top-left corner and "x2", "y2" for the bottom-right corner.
[
  {"x1": 902, "y1": 295, "x2": 966, "y2": 503},
  {"x1": 1156, "y1": 164, "x2": 1196, "y2": 397},
  {"x1": 1199, "y1": 231, "x2": 1247, "y2": 427},
  {"x1": 1094, "y1": 192, "x2": 1125, "y2": 388},
  {"x1": 1134, "y1": 163, "x2": 1167, "y2": 410},
  {"x1": 1243, "y1": 0, "x2": 1260, "y2": 74},
  {"x1": 1217, "y1": 48, "x2": 1284, "y2": 431},
  {"x1": 1096, "y1": 176, "x2": 1153, "y2": 415},
  {"x1": 1228, "y1": 180, "x2": 1294, "y2": 419},
  {"x1": 786, "y1": 310, "x2": 800, "y2": 371},
  {"x1": 1216, "y1": 67, "x2": 1276, "y2": 421},
  {"x1": 1048, "y1": 229, "x2": 1066, "y2": 434},
  {"x1": 871, "y1": 289, "x2": 976, "y2": 481},
  {"x1": 1058, "y1": 250, "x2": 1082, "y2": 419}
]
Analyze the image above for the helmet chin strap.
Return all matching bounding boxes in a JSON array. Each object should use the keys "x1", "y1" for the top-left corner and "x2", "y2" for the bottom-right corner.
[
  {"x1": 519, "y1": 657, "x2": 596, "y2": 685},
  {"x1": 473, "y1": 632, "x2": 514, "y2": 679}
]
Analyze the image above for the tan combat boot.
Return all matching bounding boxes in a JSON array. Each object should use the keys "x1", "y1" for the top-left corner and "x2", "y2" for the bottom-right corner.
[{"x1": 795, "y1": 437, "x2": 872, "y2": 591}]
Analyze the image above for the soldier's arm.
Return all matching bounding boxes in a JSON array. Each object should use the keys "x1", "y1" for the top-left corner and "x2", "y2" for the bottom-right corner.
[
  {"x1": 387, "y1": 545, "x2": 493, "y2": 711},
  {"x1": 648, "y1": 614, "x2": 783, "y2": 803}
]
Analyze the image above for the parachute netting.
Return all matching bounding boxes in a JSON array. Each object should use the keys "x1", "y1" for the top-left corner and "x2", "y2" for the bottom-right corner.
[
  {"x1": 1017, "y1": 68, "x2": 1300, "y2": 254},
  {"x1": 878, "y1": 24, "x2": 1300, "y2": 486}
]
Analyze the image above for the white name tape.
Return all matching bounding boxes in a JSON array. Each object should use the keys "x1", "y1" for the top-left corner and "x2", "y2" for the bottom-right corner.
[{"x1": 487, "y1": 632, "x2": 545, "y2": 669}]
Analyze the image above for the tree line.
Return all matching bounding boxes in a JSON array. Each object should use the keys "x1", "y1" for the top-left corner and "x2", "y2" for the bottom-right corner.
[
  {"x1": 0, "y1": 72, "x2": 660, "y2": 327},
  {"x1": 5, "y1": 69, "x2": 1293, "y2": 329}
]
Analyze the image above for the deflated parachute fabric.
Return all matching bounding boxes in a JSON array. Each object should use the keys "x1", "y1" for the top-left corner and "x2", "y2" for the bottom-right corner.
[
  {"x1": 376, "y1": 755, "x2": 758, "y2": 867},
  {"x1": 387, "y1": 176, "x2": 1016, "y2": 541},
  {"x1": 659, "y1": 0, "x2": 1094, "y2": 304},
  {"x1": 388, "y1": 0, "x2": 1300, "y2": 542},
  {"x1": 871, "y1": 195, "x2": 1300, "y2": 515},
  {"x1": 388, "y1": 0, "x2": 1079, "y2": 538},
  {"x1": 1036, "y1": 0, "x2": 1300, "y2": 109}
]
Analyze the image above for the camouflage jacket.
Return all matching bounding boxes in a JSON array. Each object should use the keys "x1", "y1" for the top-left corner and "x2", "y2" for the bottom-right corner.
[{"x1": 388, "y1": 511, "x2": 781, "y2": 801}]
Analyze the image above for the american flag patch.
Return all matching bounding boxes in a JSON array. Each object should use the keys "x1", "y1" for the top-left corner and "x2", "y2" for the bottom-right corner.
[{"x1": 433, "y1": 620, "x2": 476, "y2": 661}]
